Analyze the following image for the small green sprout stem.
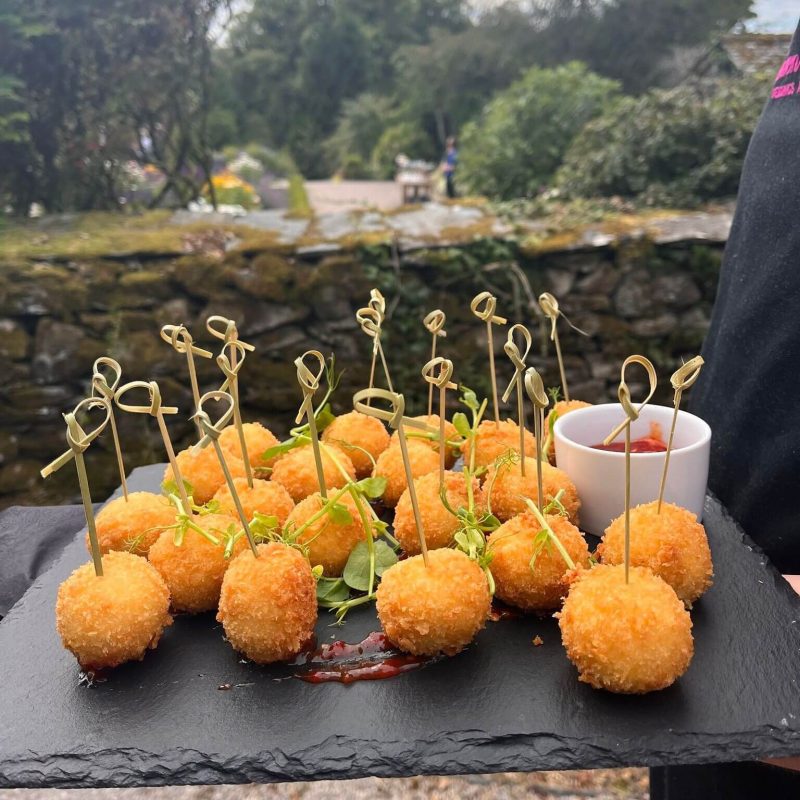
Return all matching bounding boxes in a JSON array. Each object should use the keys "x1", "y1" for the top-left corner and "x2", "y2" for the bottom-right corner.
[{"x1": 523, "y1": 497, "x2": 575, "y2": 571}]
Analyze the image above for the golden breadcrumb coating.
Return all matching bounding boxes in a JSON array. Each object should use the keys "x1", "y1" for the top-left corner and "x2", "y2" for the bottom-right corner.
[
  {"x1": 482, "y1": 459, "x2": 580, "y2": 524},
  {"x1": 219, "y1": 421, "x2": 281, "y2": 469},
  {"x1": 390, "y1": 414, "x2": 459, "y2": 467},
  {"x1": 163, "y1": 445, "x2": 247, "y2": 506},
  {"x1": 213, "y1": 477, "x2": 295, "y2": 526},
  {"x1": 460, "y1": 419, "x2": 537, "y2": 472},
  {"x1": 394, "y1": 470, "x2": 482, "y2": 555},
  {"x1": 546, "y1": 400, "x2": 592, "y2": 461},
  {"x1": 270, "y1": 443, "x2": 356, "y2": 503},
  {"x1": 286, "y1": 491, "x2": 368, "y2": 576},
  {"x1": 148, "y1": 513, "x2": 243, "y2": 613},
  {"x1": 322, "y1": 411, "x2": 390, "y2": 479},
  {"x1": 89, "y1": 491, "x2": 176, "y2": 556},
  {"x1": 56, "y1": 550, "x2": 172, "y2": 670},
  {"x1": 217, "y1": 542, "x2": 317, "y2": 664},
  {"x1": 372, "y1": 439, "x2": 440, "y2": 507},
  {"x1": 557, "y1": 563, "x2": 694, "y2": 694},
  {"x1": 376, "y1": 548, "x2": 491, "y2": 656},
  {"x1": 598, "y1": 501, "x2": 713, "y2": 606},
  {"x1": 488, "y1": 513, "x2": 590, "y2": 611}
]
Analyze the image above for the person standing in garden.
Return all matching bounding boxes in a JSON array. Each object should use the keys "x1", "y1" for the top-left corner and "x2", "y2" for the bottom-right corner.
[{"x1": 441, "y1": 136, "x2": 458, "y2": 198}]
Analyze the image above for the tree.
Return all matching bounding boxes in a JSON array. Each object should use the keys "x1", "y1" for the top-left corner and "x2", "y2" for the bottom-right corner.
[
  {"x1": 325, "y1": 94, "x2": 398, "y2": 174},
  {"x1": 555, "y1": 73, "x2": 768, "y2": 206},
  {"x1": 459, "y1": 62, "x2": 620, "y2": 200}
]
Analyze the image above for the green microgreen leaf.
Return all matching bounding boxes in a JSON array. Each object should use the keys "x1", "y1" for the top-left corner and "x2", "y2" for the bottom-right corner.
[
  {"x1": 452, "y1": 411, "x2": 471, "y2": 438},
  {"x1": 316, "y1": 577, "x2": 350, "y2": 603},
  {"x1": 326, "y1": 502, "x2": 354, "y2": 525},
  {"x1": 161, "y1": 477, "x2": 194, "y2": 498},
  {"x1": 355, "y1": 476, "x2": 387, "y2": 499},
  {"x1": 343, "y1": 540, "x2": 398, "y2": 591}
]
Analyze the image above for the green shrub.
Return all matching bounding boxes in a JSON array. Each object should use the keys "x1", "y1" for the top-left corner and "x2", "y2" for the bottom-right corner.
[
  {"x1": 370, "y1": 122, "x2": 434, "y2": 179},
  {"x1": 555, "y1": 74, "x2": 768, "y2": 207},
  {"x1": 288, "y1": 173, "x2": 312, "y2": 216},
  {"x1": 338, "y1": 154, "x2": 371, "y2": 179},
  {"x1": 459, "y1": 62, "x2": 620, "y2": 200}
]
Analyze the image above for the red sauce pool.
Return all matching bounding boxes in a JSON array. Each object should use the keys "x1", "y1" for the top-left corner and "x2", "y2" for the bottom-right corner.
[
  {"x1": 592, "y1": 422, "x2": 667, "y2": 453},
  {"x1": 592, "y1": 436, "x2": 667, "y2": 453},
  {"x1": 292, "y1": 631, "x2": 434, "y2": 684}
]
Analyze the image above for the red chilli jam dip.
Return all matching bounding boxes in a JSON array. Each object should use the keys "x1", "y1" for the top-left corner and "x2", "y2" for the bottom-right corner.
[{"x1": 592, "y1": 422, "x2": 667, "y2": 453}]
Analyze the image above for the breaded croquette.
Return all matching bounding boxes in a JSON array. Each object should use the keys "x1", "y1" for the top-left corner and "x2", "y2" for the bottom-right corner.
[
  {"x1": 286, "y1": 491, "x2": 368, "y2": 576},
  {"x1": 394, "y1": 470, "x2": 482, "y2": 555},
  {"x1": 598, "y1": 501, "x2": 713, "y2": 606},
  {"x1": 557, "y1": 564, "x2": 694, "y2": 694},
  {"x1": 148, "y1": 513, "x2": 243, "y2": 613},
  {"x1": 489, "y1": 512, "x2": 590, "y2": 611},
  {"x1": 322, "y1": 411, "x2": 390, "y2": 479},
  {"x1": 391, "y1": 414, "x2": 459, "y2": 467},
  {"x1": 90, "y1": 491, "x2": 176, "y2": 556},
  {"x1": 56, "y1": 551, "x2": 172, "y2": 670},
  {"x1": 461, "y1": 419, "x2": 536, "y2": 472},
  {"x1": 377, "y1": 548, "x2": 491, "y2": 656},
  {"x1": 163, "y1": 445, "x2": 247, "y2": 505},
  {"x1": 482, "y1": 459, "x2": 580, "y2": 524},
  {"x1": 372, "y1": 439, "x2": 440, "y2": 507},
  {"x1": 546, "y1": 400, "x2": 592, "y2": 462},
  {"x1": 219, "y1": 421, "x2": 281, "y2": 470},
  {"x1": 217, "y1": 542, "x2": 317, "y2": 664},
  {"x1": 213, "y1": 477, "x2": 295, "y2": 526},
  {"x1": 270, "y1": 444, "x2": 356, "y2": 503}
]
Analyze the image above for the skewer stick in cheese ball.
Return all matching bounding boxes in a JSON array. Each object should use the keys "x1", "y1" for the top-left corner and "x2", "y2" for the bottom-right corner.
[
  {"x1": 91, "y1": 357, "x2": 129, "y2": 501},
  {"x1": 559, "y1": 355, "x2": 694, "y2": 693},
  {"x1": 420, "y1": 356, "x2": 457, "y2": 489},
  {"x1": 293, "y1": 349, "x2": 329, "y2": 499},
  {"x1": 470, "y1": 291, "x2": 507, "y2": 427},
  {"x1": 539, "y1": 292, "x2": 586, "y2": 403},
  {"x1": 215, "y1": 339, "x2": 254, "y2": 487},
  {"x1": 193, "y1": 390, "x2": 258, "y2": 556},
  {"x1": 357, "y1": 290, "x2": 393, "y2": 403},
  {"x1": 160, "y1": 323, "x2": 212, "y2": 439},
  {"x1": 501, "y1": 324, "x2": 532, "y2": 477},
  {"x1": 525, "y1": 365, "x2": 550, "y2": 513},
  {"x1": 358, "y1": 388, "x2": 492, "y2": 655},
  {"x1": 423, "y1": 309, "x2": 447, "y2": 417},
  {"x1": 44, "y1": 398, "x2": 173, "y2": 670}
]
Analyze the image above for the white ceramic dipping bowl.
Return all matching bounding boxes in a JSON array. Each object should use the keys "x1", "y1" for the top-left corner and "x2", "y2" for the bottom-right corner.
[{"x1": 553, "y1": 403, "x2": 711, "y2": 537}]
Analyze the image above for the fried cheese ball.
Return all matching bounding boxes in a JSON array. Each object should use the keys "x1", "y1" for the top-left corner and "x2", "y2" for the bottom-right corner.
[
  {"x1": 213, "y1": 477, "x2": 295, "y2": 526},
  {"x1": 89, "y1": 491, "x2": 176, "y2": 556},
  {"x1": 557, "y1": 564, "x2": 693, "y2": 694},
  {"x1": 488, "y1": 512, "x2": 590, "y2": 611},
  {"x1": 390, "y1": 414, "x2": 459, "y2": 467},
  {"x1": 377, "y1": 548, "x2": 491, "y2": 656},
  {"x1": 598, "y1": 501, "x2": 713, "y2": 606},
  {"x1": 148, "y1": 513, "x2": 243, "y2": 613},
  {"x1": 56, "y1": 551, "x2": 172, "y2": 670},
  {"x1": 285, "y1": 491, "x2": 367, "y2": 576},
  {"x1": 219, "y1": 421, "x2": 281, "y2": 470},
  {"x1": 394, "y1": 470, "x2": 482, "y2": 555},
  {"x1": 546, "y1": 400, "x2": 592, "y2": 461},
  {"x1": 270, "y1": 444, "x2": 356, "y2": 503},
  {"x1": 372, "y1": 438, "x2": 440, "y2": 507},
  {"x1": 163, "y1": 445, "x2": 247, "y2": 505},
  {"x1": 482, "y1": 459, "x2": 580, "y2": 524},
  {"x1": 217, "y1": 542, "x2": 317, "y2": 664},
  {"x1": 322, "y1": 411, "x2": 390, "y2": 478},
  {"x1": 461, "y1": 419, "x2": 536, "y2": 472}
]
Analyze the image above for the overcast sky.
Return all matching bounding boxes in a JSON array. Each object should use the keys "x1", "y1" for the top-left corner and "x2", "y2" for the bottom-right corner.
[{"x1": 749, "y1": 0, "x2": 797, "y2": 32}]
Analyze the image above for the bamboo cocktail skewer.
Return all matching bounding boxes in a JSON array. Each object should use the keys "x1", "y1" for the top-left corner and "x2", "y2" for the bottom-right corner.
[
  {"x1": 354, "y1": 387, "x2": 431, "y2": 565},
  {"x1": 216, "y1": 339, "x2": 253, "y2": 488},
  {"x1": 294, "y1": 350, "x2": 328, "y2": 499},
  {"x1": 657, "y1": 356, "x2": 704, "y2": 513},
  {"x1": 502, "y1": 323, "x2": 532, "y2": 476},
  {"x1": 603, "y1": 355, "x2": 658, "y2": 584},
  {"x1": 421, "y1": 356, "x2": 457, "y2": 489},
  {"x1": 160, "y1": 324, "x2": 213, "y2": 438},
  {"x1": 423, "y1": 310, "x2": 447, "y2": 418},
  {"x1": 91, "y1": 357, "x2": 128, "y2": 501},
  {"x1": 471, "y1": 291, "x2": 507, "y2": 427},
  {"x1": 41, "y1": 397, "x2": 111, "y2": 576},
  {"x1": 524, "y1": 366, "x2": 549, "y2": 513}
]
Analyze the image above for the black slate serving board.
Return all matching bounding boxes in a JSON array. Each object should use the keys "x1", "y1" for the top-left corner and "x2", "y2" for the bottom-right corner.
[{"x1": 0, "y1": 464, "x2": 799, "y2": 789}]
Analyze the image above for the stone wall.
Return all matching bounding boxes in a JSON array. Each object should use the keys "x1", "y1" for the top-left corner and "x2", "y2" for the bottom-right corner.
[{"x1": 0, "y1": 235, "x2": 722, "y2": 507}]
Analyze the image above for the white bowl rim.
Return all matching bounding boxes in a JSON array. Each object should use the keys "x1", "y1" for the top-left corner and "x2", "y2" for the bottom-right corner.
[{"x1": 553, "y1": 402, "x2": 711, "y2": 460}]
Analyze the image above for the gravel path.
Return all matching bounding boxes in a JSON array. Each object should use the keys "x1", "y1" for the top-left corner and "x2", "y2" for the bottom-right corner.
[{"x1": 0, "y1": 770, "x2": 648, "y2": 800}]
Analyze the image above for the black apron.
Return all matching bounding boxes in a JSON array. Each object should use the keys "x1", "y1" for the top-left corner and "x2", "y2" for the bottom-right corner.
[
  {"x1": 691, "y1": 22, "x2": 800, "y2": 575},
  {"x1": 657, "y1": 22, "x2": 800, "y2": 798}
]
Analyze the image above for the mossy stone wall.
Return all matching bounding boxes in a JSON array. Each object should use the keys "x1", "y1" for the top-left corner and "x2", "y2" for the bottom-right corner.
[{"x1": 0, "y1": 236, "x2": 721, "y2": 507}]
